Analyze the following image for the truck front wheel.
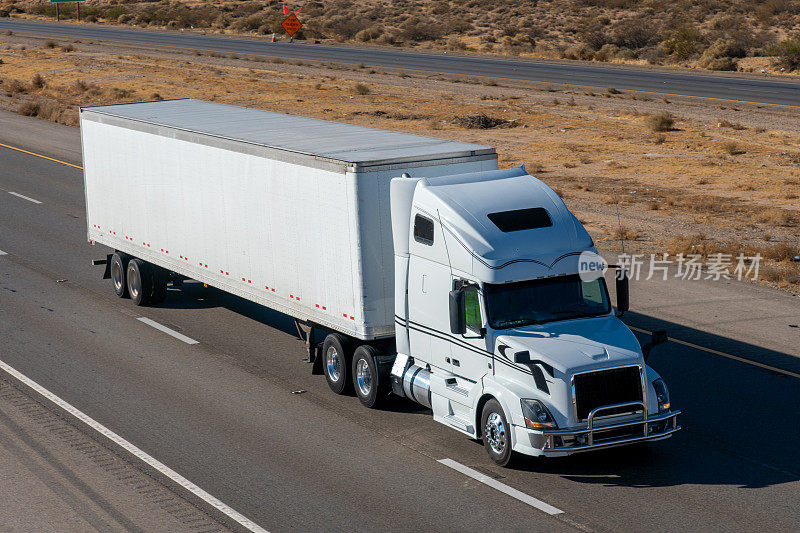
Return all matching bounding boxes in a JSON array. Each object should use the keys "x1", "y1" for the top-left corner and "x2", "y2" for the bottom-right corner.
[
  {"x1": 322, "y1": 334, "x2": 352, "y2": 395},
  {"x1": 481, "y1": 399, "x2": 513, "y2": 466},
  {"x1": 351, "y1": 345, "x2": 388, "y2": 408},
  {"x1": 126, "y1": 258, "x2": 153, "y2": 306}
]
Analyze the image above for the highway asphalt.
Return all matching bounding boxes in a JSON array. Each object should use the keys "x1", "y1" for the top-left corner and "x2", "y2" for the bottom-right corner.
[
  {"x1": 1, "y1": 19, "x2": 800, "y2": 107},
  {"x1": 0, "y1": 377, "x2": 227, "y2": 532},
  {"x1": 0, "y1": 111, "x2": 799, "y2": 531}
]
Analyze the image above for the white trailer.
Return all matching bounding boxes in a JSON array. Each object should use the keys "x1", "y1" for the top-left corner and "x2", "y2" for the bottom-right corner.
[{"x1": 82, "y1": 99, "x2": 680, "y2": 465}]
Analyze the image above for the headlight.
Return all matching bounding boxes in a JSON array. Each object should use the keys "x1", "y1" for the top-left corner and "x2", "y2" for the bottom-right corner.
[
  {"x1": 652, "y1": 379, "x2": 670, "y2": 412},
  {"x1": 520, "y1": 399, "x2": 557, "y2": 429}
]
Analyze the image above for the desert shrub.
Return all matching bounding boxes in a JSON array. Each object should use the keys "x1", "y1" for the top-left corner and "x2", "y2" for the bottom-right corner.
[
  {"x1": 443, "y1": 17, "x2": 473, "y2": 35},
  {"x1": 17, "y1": 100, "x2": 40, "y2": 117},
  {"x1": 563, "y1": 44, "x2": 594, "y2": 60},
  {"x1": 30, "y1": 73, "x2": 45, "y2": 89},
  {"x1": 645, "y1": 112, "x2": 674, "y2": 132},
  {"x1": 720, "y1": 141, "x2": 742, "y2": 155},
  {"x1": 117, "y1": 13, "x2": 134, "y2": 24},
  {"x1": 400, "y1": 17, "x2": 443, "y2": 42},
  {"x1": 662, "y1": 25, "x2": 704, "y2": 59},
  {"x1": 43, "y1": 40, "x2": 57, "y2": 49},
  {"x1": 454, "y1": 114, "x2": 517, "y2": 129},
  {"x1": 4, "y1": 78, "x2": 27, "y2": 94},
  {"x1": 319, "y1": 14, "x2": 368, "y2": 41},
  {"x1": 772, "y1": 35, "x2": 800, "y2": 71},
  {"x1": 355, "y1": 26, "x2": 383, "y2": 42},
  {"x1": 698, "y1": 39, "x2": 741, "y2": 70},
  {"x1": 107, "y1": 87, "x2": 133, "y2": 100},
  {"x1": 594, "y1": 43, "x2": 619, "y2": 61},
  {"x1": 612, "y1": 17, "x2": 660, "y2": 50},
  {"x1": 353, "y1": 83, "x2": 370, "y2": 95},
  {"x1": 580, "y1": 26, "x2": 611, "y2": 50},
  {"x1": 753, "y1": 208, "x2": 794, "y2": 226},
  {"x1": 704, "y1": 57, "x2": 738, "y2": 71}
]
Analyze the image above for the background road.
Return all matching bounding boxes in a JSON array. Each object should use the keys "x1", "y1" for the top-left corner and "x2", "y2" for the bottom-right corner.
[
  {"x1": 0, "y1": 111, "x2": 799, "y2": 532},
  {"x1": 1, "y1": 19, "x2": 800, "y2": 107}
]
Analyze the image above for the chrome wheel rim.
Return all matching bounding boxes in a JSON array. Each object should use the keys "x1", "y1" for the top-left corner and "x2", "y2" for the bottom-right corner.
[
  {"x1": 325, "y1": 346, "x2": 341, "y2": 382},
  {"x1": 129, "y1": 268, "x2": 139, "y2": 299},
  {"x1": 485, "y1": 412, "x2": 507, "y2": 455},
  {"x1": 112, "y1": 261, "x2": 123, "y2": 292},
  {"x1": 355, "y1": 358, "x2": 372, "y2": 397}
]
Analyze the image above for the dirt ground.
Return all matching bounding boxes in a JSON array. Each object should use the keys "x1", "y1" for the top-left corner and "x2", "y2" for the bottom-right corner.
[{"x1": 1, "y1": 32, "x2": 798, "y2": 293}]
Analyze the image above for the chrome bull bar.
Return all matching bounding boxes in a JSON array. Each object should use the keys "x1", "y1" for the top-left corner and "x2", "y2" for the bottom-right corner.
[{"x1": 541, "y1": 401, "x2": 681, "y2": 454}]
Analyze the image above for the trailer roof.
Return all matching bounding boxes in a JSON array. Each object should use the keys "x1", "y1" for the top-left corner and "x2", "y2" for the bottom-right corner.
[{"x1": 80, "y1": 99, "x2": 495, "y2": 169}]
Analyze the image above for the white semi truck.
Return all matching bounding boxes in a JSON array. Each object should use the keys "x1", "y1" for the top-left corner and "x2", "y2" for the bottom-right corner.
[{"x1": 81, "y1": 99, "x2": 680, "y2": 465}]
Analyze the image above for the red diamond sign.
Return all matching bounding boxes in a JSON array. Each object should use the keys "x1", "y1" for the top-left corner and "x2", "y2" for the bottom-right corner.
[{"x1": 281, "y1": 13, "x2": 302, "y2": 37}]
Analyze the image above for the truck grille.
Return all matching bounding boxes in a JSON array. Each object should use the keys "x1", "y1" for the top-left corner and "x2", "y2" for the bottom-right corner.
[{"x1": 573, "y1": 366, "x2": 643, "y2": 421}]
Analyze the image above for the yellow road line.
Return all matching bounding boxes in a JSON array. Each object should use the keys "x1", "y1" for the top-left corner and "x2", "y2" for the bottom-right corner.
[
  {"x1": 0, "y1": 142, "x2": 83, "y2": 169},
  {"x1": 629, "y1": 325, "x2": 800, "y2": 379},
  {"x1": 8, "y1": 28, "x2": 800, "y2": 110}
]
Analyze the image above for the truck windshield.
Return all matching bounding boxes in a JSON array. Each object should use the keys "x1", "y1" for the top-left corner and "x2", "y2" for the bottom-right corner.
[{"x1": 484, "y1": 274, "x2": 610, "y2": 329}]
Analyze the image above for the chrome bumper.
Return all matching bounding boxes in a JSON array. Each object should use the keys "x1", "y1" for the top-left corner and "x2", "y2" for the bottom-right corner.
[{"x1": 541, "y1": 401, "x2": 681, "y2": 455}]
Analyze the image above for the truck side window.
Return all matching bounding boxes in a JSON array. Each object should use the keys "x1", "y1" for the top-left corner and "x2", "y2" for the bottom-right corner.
[
  {"x1": 413, "y1": 214, "x2": 434, "y2": 245},
  {"x1": 464, "y1": 285, "x2": 482, "y2": 333}
]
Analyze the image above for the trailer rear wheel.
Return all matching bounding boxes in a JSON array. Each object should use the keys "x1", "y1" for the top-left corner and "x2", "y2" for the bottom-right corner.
[
  {"x1": 110, "y1": 252, "x2": 130, "y2": 298},
  {"x1": 352, "y1": 345, "x2": 388, "y2": 408},
  {"x1": 322, "y1": 333, "x2": 352, "y2": 395},
  {"x1": 150, "y1": 266, "x2": 169, "y2": 305},
  {"x1": 481, "y1": 399, "x2": 514, "y2": 466},
  {"x1": 126, "y1": 258, "x2": 152, "y2": 306}
]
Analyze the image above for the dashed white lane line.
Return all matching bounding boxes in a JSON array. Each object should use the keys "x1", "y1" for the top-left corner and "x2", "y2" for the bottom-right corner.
[
  {"x1": 8, "y1": 191, "x2": 42, "y2": 204},
  {"x1": 438, "y1": 458, "x2": 564, "y2": 516},
  {"x1": 137, "y1": 317, "x2": 199, "y2": 345},
  {"x1": 0, "y1": 358, "x2": 268, "y2": 533},
  {"x1": 0, "y1": 249, "x2": 7, "y2": 256}
]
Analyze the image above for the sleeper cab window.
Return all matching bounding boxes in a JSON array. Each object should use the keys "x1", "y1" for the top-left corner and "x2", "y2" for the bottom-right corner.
[{"x1": 414, "y1": 214, "x2": 434, "y2": 246}]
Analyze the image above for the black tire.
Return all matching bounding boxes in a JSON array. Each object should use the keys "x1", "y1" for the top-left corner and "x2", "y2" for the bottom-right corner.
[
  {"x1": 150, "y1": 266, "x2": 169, "y2": 305},
  {"x1": 351, "y1": 345, "x2": 389, "y2": 408},
  {"x1": 126, "y1": 258, "x2": 152, "y2": 306},
  {"x1": 481, "y1": 399, "x2": 513, "y2": 466},
  {"x1": 110, "y1": 252, "x2": 130, "y2": 298},
  {"x1": 322, "y1": 333, "x2": 352, "y2": 395}
]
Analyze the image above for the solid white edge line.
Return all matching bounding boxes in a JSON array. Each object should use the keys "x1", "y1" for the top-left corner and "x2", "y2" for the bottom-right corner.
[
  {"x1": 137, "y1": 317, "x2": 199, "y2": 345},
  {"x1": 0, "y1": 358, "x2": 268, "y2": 533},
  {"x1": 8, "y1": 191, "x2": 42, "y2": 204},
  {"x1": 438, "y1": 458, "x2": 564, "y2": 515}
]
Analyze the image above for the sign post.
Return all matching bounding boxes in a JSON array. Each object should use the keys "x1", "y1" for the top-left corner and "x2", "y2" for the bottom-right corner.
[
  {"x1": 50, "y1": 0, "x2": 86, "y2": 22},
  {"x1": 281, "y1": 13, "x2": 302, "y2": 42}
]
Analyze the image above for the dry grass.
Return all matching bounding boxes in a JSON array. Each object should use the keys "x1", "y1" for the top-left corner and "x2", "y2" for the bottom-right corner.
[
  {"x1": 612, "y1": 225, "x2": 640, "y2": 241},
  {"x1": 0, "y1": 41, "x2": 797, "y2": 289}
]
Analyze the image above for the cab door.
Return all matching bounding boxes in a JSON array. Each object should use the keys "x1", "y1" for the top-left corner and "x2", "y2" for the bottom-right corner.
[{"x1": 449, "y1": 283, "x2": 493, "y2": 382}]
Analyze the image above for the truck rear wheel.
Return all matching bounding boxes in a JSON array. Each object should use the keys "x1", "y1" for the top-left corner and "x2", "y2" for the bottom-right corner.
[
  {"x1": 322, "y1": 334, "x2": 352, "y2": 395},
  {"x1": 126, "y1": 258, "x2": 152, "y2": 306},
  {"x1": 110, "y1": 252, "x2": 130, "y2": 298},
  {"x1": 481, "y1": 399, "x2": 513, "y2": 466},
  {"x1": 352, "y1": 345, "x2": 388, "y2": 408}
]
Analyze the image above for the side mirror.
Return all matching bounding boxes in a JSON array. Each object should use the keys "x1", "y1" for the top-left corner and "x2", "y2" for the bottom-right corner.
[
  {"x1": 642, "y1": 330, "x2": 668, "y2": 361},
  {"x1": 615, "y1": 269, "x2": 629, "y2": 316},
  {"x1": 449, "y1": 289, "x2": 466, "y2": 335},
  {"x1": 513, "y1": 351, "x2": 531, "y2": 364}
]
